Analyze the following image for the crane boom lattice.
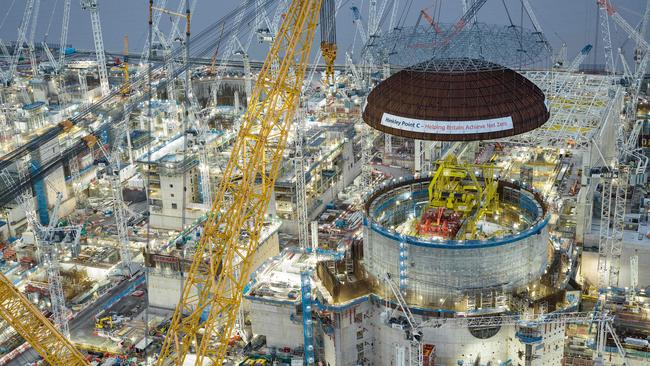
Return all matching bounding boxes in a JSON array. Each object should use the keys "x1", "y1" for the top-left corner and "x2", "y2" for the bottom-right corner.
[
  {"x1": 0, "y1": 273, "x2": 87, "y2": 366},
  {"x1": 156, "y1": 1, "x2": 322, "y2": 365}
]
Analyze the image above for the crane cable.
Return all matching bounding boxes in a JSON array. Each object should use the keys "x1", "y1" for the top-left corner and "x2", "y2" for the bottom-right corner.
[
  {"x1": 44, "y1": 0, "x2": 60, "y2": 41},
  {"x1": 0, "y1": 0, "x2": 17, "y2": 32}
]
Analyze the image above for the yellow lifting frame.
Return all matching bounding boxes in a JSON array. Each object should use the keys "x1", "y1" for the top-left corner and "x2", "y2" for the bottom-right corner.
[{"x1": 426, "y1": 155, "x2": 500, "y2": 239}]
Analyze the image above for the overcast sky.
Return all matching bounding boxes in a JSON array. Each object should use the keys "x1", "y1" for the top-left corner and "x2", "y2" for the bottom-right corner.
[{"x1": 0, "y1": 0, "x2": 647, "y2": 69}]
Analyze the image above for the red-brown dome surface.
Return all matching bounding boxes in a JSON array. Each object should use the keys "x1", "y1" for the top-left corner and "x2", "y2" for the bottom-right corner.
[{"x1": 362, "y1": 58, "x2": 549, "y2": 141}]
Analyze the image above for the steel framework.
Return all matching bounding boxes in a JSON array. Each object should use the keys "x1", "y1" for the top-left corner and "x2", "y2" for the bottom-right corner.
[
  {"x1": 0, "y1": 274, "x2": 87, "y2": 366},
  {"x1": 81, "y1": 0, "x2": 110, "y2": 96},
  {"x1": 3, "y1": 0, "x2": 34, "y2": 85},
  {"x1": 59, "y1": 0, "x2": 71, "y2": 68},
  {"x1": 362, "y1": 22, "x2": 548, "y2": 71},
  {"x1": 294, "y1": 108, "x2": 309, "y2": 249},
  {"x1": 504, "y1": 71, "x2": 613, "y2": 150},
  {"x1": 156, "y1": 1, "x2": 322, "y2": 364}
]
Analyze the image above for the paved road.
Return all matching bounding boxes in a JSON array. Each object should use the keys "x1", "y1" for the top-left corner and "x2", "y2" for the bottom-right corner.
[{"x1": 4, "y1": 273, "x2": 145, "y2": 366}]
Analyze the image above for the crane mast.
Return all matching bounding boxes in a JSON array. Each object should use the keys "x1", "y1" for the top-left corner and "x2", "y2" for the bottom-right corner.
[
  {"x1": 0, "y1": 169, "x2": 72, "y2": 338},
  {"x1": 0, "y1": 273, "x2": 87, "y2": 366},
  {"x1": 634, "y1": 0, "x2": 650, "y2": 67},
  {"x1": 320, "y1": 0, "x2": 337, "y2": 84},
  {"x1": 294, "y1": 107, "x2": 309, "y2": 249},
  {"x1": 84, "y1": 134, "x2": 135, "y2": 276},
  {"x1": 156, "y1": 1, "x2": 323, "y2": 364},
  {"x1": 597, "y1": 0, "x2": 650, "y2": 288},
  {"x1": 59, "y1": 0, "x2": 72, "y2": 68},
  {"x1": 27, "y1": 0, "x2": 41, "y2": 77},
  {"x1": 81, "y1": 0, "x2": 110, "y2": 96},
  {"x1": 4, "y1": 0, "x2": 35, "y2": 85}
]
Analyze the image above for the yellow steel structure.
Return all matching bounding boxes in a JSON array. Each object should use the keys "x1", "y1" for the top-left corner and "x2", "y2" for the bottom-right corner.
[
  {"x1": 426, "y1": 155, "x2": 499, "y2": 239},
  {"x1": 156, "y1": 1, "x2": 323, "y2": 365},
  {"x1": 0, "y1": 273, "x2": 88, "y2": 366},
  {"x1": 0, "y1": 1, "x2": 322, "y2": 365},
  {"x1": 121, "y1": 35, "x2": 130, "y2": 95}
]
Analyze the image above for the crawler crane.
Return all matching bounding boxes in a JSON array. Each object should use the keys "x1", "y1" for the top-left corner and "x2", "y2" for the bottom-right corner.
[{"x1": 0, "y1": 1, "x2": 329, "y2": 365}]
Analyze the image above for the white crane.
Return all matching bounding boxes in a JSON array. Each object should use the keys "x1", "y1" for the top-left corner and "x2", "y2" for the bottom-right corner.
[
  {"x1": 520, "y1": 0, "x2": 551, "y2": 50},
  {"x1": 4, "y1": 0, "x2": 35, "y2": 85},
  {"x1": 351, "y1": 6, "x2": 369, "y2": 45},
  {"x1": 597, "y1": 0, "x2": 617, "y2": 74},
  {"x1": 634, "y1": 0, "x2": 650, "y2": 69},
  {"x1": 629, "y1": 253, "x2": 638, "y2": 303},
  {"x1": 27, "y1": 0, "x2": 41, "y2": 77},
  {"x1": 78, "y1": 70, "x2": 89, "y2": 104},
  {"x1": 0, "y1": 39, "x2": 10, "y2": 61},
  {"x1": 0, "y1": 169, "x2": 78, "y2": 339},
  {"x1": 81, "y1": 0, "x2": 110, "y2": 96},
  {"x1": 383, "y1": 273, "x2": 423, "y2": 366},
  {"x1": 42, "y1": 42, "x2": 59, "y2": 72},
  {"x1": 58, "y1": 0, "x2": 71, "y2": 69},
  {"x1": 388, "y1": 0, "x2": 401, "y2": 31},
  {"x1": 294, "y1": 106, "x2": 309, "y2": 249},
  {"x1": 93, "y1": 135, "x2": 135, "y2": 276}
]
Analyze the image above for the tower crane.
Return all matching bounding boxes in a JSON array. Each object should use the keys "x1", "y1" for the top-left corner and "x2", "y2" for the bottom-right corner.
[
  {"x1": 383, "y1": 274, "x2": 423, "y2": 366},
  {"x1": 3, "y1": 0, "x2": 35, "y2": 85},
  {"x1": 84, "y1": 132, "x2": 135, "y2": 276},
  {"x1": 0, "y1": 169, "x2": 76, "y2": 339},
  {"x1": 294, "y1": 106, "x2": 309, "y2": 249},
  {"x1": 58, "y1": 0, "x2": 71, "y2": 69},
  {"x1": 351, "y1": 6, "x2": 369, "y2": 45},
  {"x1": 320, "y1": 0, "x2": 336, "y2": 84},
  {"x1": 597, "y1": 0, "x2": 650, "y2": 288},
  {"x1": 629, "y1": 253, "x2": 638, "y2": 303},
  {"x1": 0, "y1": 39, "x2": 10, "y2": 61},
  {"x1": 81, "y1": 0, "x2": 110, "y2": 96},
  {"x1": 121, "y1": 35, "x2": 130, "y2": 95},
  {"x1": 207, "y1": 0, "x2": 251, "y2": 107},
  {"x1": 156, "y1": 1, "x2": 324, "y2": 365},
  {"x1": 27, "y1": 0, "x2": 41, "y2": 77},
  {"x1": 139, "y1": 0, "x2": 169, "y2": 67},
  {"x1": 520, "y1": 0, "x2": 551, "y2": 50},
  {"x1": 634, "y1": 0, "x2": 650, "y2": 68},
  {"x1": 42, "y1": 42, "x2": 60, "y2": 72}
]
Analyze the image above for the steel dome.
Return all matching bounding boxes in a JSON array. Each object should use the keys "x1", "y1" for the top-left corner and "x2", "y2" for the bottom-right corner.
[{"x1": 362, "y1": 58, "x2": 550, "y2": 141}]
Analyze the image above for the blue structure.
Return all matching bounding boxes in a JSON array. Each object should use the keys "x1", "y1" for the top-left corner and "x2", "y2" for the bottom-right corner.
[
  {"x1": 399, "y1": 241, "x2": 408, "y2": 293},
  {"x1": 31, "y1": 161, "x2": 49, "y2": 225},
  {"x1": 301, "y1": 271, "x2": 315, "y2": 365}
]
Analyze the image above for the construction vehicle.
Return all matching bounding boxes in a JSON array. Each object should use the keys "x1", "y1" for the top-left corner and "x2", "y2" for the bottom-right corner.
[{"x1": 94, "y1": 316, "x2": 114, "y2": 330}]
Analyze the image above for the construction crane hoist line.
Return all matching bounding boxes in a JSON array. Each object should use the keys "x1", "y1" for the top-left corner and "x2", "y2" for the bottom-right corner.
[{"x1": 0, "y1": 0, "x2": 329, "y2": 365}]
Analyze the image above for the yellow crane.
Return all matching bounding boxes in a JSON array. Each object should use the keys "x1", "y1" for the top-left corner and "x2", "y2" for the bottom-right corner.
[
  {"x1": 121, "y1": 34, "x2": 130, "y2": 95},
  {"x1": 157, "y1": 1, "x2": 322, "y2": 364},
  {"x1": 0, "y1": 0, "x2": 324, "y2": 365},
  {"x1": 0, "y1": 273, "x2": 87, "y2": 366}
]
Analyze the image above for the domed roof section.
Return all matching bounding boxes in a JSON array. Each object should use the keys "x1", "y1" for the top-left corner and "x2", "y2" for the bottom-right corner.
[{"x1": 362, "y1": 58, "x2": 549, "y2": 141}]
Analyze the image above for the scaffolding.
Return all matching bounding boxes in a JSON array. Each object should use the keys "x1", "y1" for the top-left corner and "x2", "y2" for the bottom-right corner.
[{"x1": 505, "y1": 72, "x2": 614, "y2": 150}]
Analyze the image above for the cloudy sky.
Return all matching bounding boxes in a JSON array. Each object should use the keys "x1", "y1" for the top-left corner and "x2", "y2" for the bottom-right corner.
[{"x1": 0, "y1": 0, "x2": 647, "y2": 69}]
